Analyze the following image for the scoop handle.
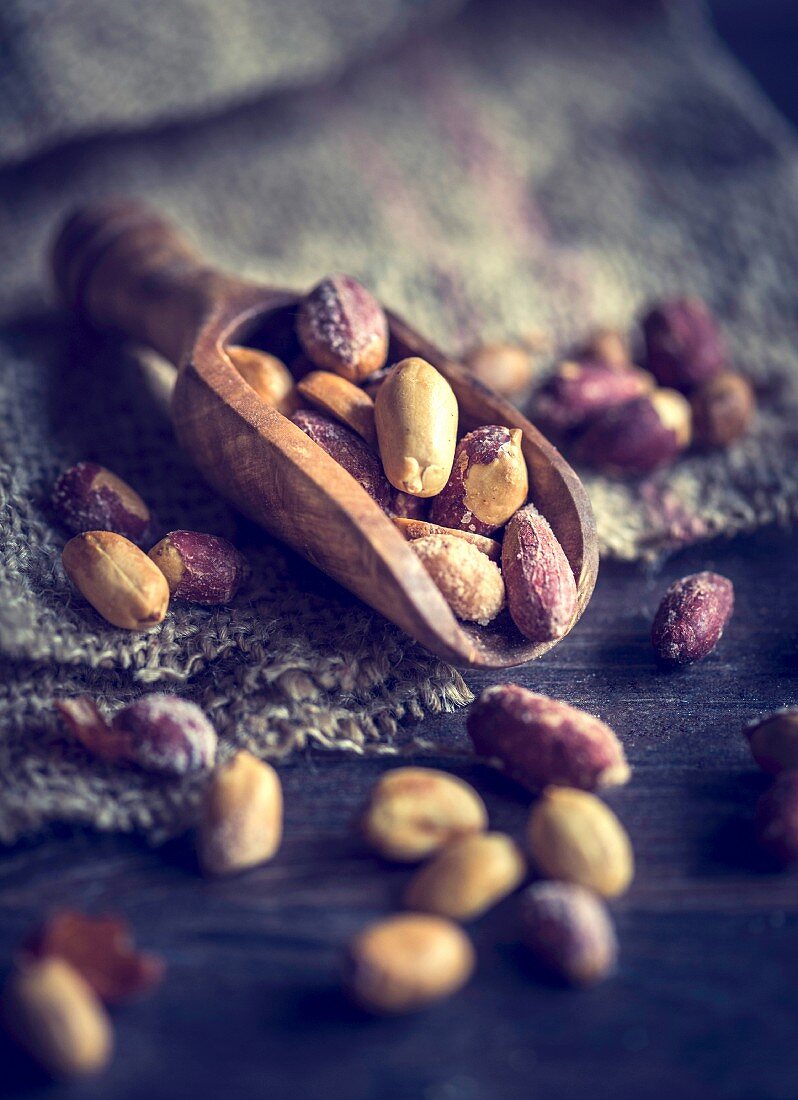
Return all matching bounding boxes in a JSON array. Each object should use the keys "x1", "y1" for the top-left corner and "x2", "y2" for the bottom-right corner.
[{"x1": 51, "y1": 201, "x2": 249, "y2": 366}]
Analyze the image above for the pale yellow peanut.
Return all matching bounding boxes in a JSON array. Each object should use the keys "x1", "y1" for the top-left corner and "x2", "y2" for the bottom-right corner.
[
  {"x1": 297, "y1": 370, "x2": 377, "y2": 446},
  {"x1": 62, "y1": 531, "x2": 169, "y2": 630},
  {"x1": 3, "y1": 957, "x2": 112, "y2": 1078},
  {"x1": 527, "y1": 787, "x2": 634, "y2": 898},
  {"x1": 198, "y1": 751, "x2": 283, "y2": 876},
  {"x1": 404, "y1": 832, "x2": 527, "y2": 921},
  {"x1": 362, "y1": 767, "x2": 487, "y2": 862},
  {"x1": 227, "y1": 345, "x2": 296, "y2": 414},
  {"x1": 346, "y1": 914, "x2": 474, "y2": 1013},
  {"x1": 374, "y1": 357, "x2": 458, "y2": 497}
]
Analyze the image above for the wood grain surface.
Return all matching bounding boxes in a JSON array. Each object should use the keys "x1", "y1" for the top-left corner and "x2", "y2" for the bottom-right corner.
[{"x1": 1, "y1": 525, "x2": 797, "y2": 1100}]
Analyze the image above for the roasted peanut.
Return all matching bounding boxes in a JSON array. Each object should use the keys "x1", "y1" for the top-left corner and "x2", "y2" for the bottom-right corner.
[
  {"x1": 361, "y1": 767, "x2": 487, "y2": 862},
  {"x1": 534, "y1": 360, "x2": 653, "y2": 435},
  {"x1": 690, "y1": 371, "x2": 755, "y2": 448},
  {"x1": 527, "y1": 787, "x2": 634, "y2": 898},
  {"x1": 575, "y1": 389, "x2": 691, "y2": 474},
  {"x1": 404, "y1": 832, "x2": 526, "y2": 921},
  {"x1": 292, "y1": 409, "x2": 391, "y2": 508},
  {"x1": 52, "y1": 462, "x2": 152, "y2": 544},
  {"x1": 746, "y1": 708, "x2": 798, "y2": 774},
  {"x1": 643, "y1": 296, "x2": 725, "y2": 389},
  {"x1": 393, "y1": 517, "x2": 501, "y2": 560},
  {"x1": 62, "y1": 531, "x2": 169, "y2": 629},
  {"x1": 467, "y1": 684, "x2": 630, "y2": 793},
  {"x1": 374, "y1": 357, "x2": 458, "y2": 497},
  {"x1": 501, "y1": 505, "x2": 577, "y2": 643},
  {"x1": 521, "y1": 881, "x2": 617, "y2": 986},
  {"x1": 346, "y1": 914, "x2": 474, "y2": 1013},
  {"x1": 297, "y1": 369, "x2": 377, "y2": 446},
  {"x1": 226, "y1": 346, "x2": 295, "y2": 414},
  {"x1": 651, "y1": 571, "x2": 734, "y2": 665},
  {"x1": 411, "y1": 534, "x2": 505, "y2": 625},
  {"x1": 148, "y1": 531, "x2": 247, "y2": 604},
  {"x1": 297, "y1": 274, "x2": 388, "y2": 382},
  {"x1": 198, "y1": 751, "x2": 283, "y2": 877},
  {"x1": 464, "y1": 342, "x2": 536, "y2": 398},
  {"x1": 3, "y1": 957, "x2": 112, "y2": 1078},
  {"x1": 429, "y1": 426, "x2": 528, "y2": 535}
]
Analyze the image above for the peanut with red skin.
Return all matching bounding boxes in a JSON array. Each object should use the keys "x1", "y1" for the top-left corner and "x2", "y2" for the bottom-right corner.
[
  {"x1": 429, "y1": 425, "x2": 528, "y2": 536},
  {"x1": 52, "y1": 462, "x2": 151, "y2": 544},
  {"x1": 467, "y1": 684, "x2": 630, "y2": 793},
  {"x1": 297, "y1": 274, "x2": 388, "y2": 382},
  {"x1": 291, "y1": 409, "x2": 391, "y2": 509},
  {"x1": 651, "y1": 571, "x2": 734, "y2": 665},
  {"x1": 642, "y1": 296, "x2": 725, "y2": 389},
  {"x1": 501, "y1": 505, "x2": 576, "y2": 644},
  {"x1": 575, "y1": 389, "x2": 691, "y2": 474},
  {"x1": 521, "y1": 882, "x2": 618, "y2": 986}
]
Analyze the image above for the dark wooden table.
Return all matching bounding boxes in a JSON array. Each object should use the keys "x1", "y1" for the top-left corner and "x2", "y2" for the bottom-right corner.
[{"x1": 2, "y1": 524, "x2": 797, "y2": 1100}]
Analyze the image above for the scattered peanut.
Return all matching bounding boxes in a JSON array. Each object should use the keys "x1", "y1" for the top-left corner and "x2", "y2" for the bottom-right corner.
[
  {"x1": 651, "y1": 571, "x2": 734, "y2": 665},
  {"x1": 346, "y1": 914, "x2": 474, "y2": 1013},
  {"x1": 690, "y1": 371, "x2": 755, "y2": 448},
  {"x1": 198, "y1": 751, "x2": 283, "y2": 877},
  {"x1": 148, "y1": 530, "x2": 247, "y2": 605},
  {"x1": 62, "y1": 531, "x2": 169, "y2": 630},
  {"x1": 467, "y1": 684, "x2": 630, "y2": 793},
  {"x1": 404, "y1": 832, "x2": 526, "y2": 922},
  {"x1": 746, "y1": 708, "x2": 798, "y2": 774},
  {"x1": 756, "y1": 773, "x2": 798, "y2": 866},
  {"x1": 52, "y1": 462, "x2": 152, "y2": 543},
  {"x1": 527, "y1": 787, "x2": 634, "y2": 898},
  {"x1": 361, "y1": 767, "x2": 487, "y2": 863},
  {"x1": 642, "y1": 296, "x2": 725, "y2": 390},
  {"x1": 2, "y1": 957, "x2": 112, "y2": 1079},
  {"x1": 521, "y1": 881, "x2": 618, "y2": 986}
]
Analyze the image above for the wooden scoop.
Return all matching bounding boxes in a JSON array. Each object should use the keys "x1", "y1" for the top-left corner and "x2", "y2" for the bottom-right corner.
[{"x1": 51, "y1": 202, "x2": 597, "y2": 668}]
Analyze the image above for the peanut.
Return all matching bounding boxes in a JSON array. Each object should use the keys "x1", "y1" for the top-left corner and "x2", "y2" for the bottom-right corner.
[
  {"x1": 746, "y1": 708, "x2": 798, "y2": 774},
  {"x1": 346, "y1": 914, "x2": 474, "y2": 1013},
  {"x1": 521, "y1": 881, "x2": 617, "y2": 986},
  {"x1": 226, "y1": 345, "x2": 295, "y2": 414},
  {"x1": 467, "y1": 684, "x2": 630, "y2": 793},
  {"x1": 404, "y1": 832, "x2": 526, "y2": 921},
  {"x1": 411, "y1": 534, "x2": 505, "y2": 625},
  {"x1": 297, "y1": 274, "x2": 388, "y2": 382},
  {"x1": 501, "y1": 505, "x2": 577, "y2": 644},
  {"x1": 198, "y1": 751, "x2": 283, "y2": 877},
  {"x1": 643, "y1": 296, "x2": 725, "y2": 389},
  {"x1": 297, "y1": 370, "x2": 377, "y2": 446},
  {"x1": 148, "y1": 531, "x2": 247, "y2": 604},
  {"x1": 361, "y1": 767, "x2": 487, "y2": 862},
  {"x1": 374, "y1": 357, "x2": 458, "y2": 497},
  {"x1": 62, "y1": 531, "x2": 169, "y2": 629},
  {"x1": 392, "y1": 516, "x2": 501, "y2": 560},
  {"x1": 651, "y1": 571, "x2": 734, "y2": 664},
  {"x1": 429, "y1": 425, "x2": 528, "y2": 535},
  {"x1": 3, "y1": 957, "x2": 112, "y2": 1078},
  {"x1": 52, "y1": 462, "x2": 152, "y2": 543},
  {"x1": 527, "y1": 787, "x2": 634, "y2": 898}
]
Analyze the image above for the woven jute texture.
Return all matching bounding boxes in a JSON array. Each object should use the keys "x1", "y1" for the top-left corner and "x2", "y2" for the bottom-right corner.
[{"x1": 2, "y1": 0, "x2": 798, "y2": 842}]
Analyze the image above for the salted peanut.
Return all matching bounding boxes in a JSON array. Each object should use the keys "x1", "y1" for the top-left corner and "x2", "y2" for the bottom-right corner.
[
  {"x1": 467, "y1": 684, "x2": 630, "y2": 793},
  {"x1": 746, "y1": 708, "x2": 798, "y2": 774},
  {"x1": 651, "y1": 571, "x2": 734, "y2": 665},
  {"x1": 464, "y1": 342, "x2": 536, "y2": 398},
  {"x1": 3, "y1": 957, "x2": 112, "y2": 1078},
  {"x1": 297, "y1": 369, "x2": 377, "y2": 446},
  {"x1": 226, "y1": 345, "x2": 295, "y2": 414},
  {"x1": 405, "y1": 833, "x2": 526, "y2": 921},
  {"x1": 374, "y1": 357, "x2": 459, "y2": 497},
  {"x1": 429, "y1": 426, "x2": 528, "y2": 535},
  {"x1": 576, "y1": 389, "x2": 691, "y2": 474},
  {"x1": 346, "y1": 914, "x2": 474, "y2": 1013},
  {"x1": 534, "y1": 360, "x2": 653, "y2": 435},
  {"x1": 198, "y1": 751, "x2": 283, "y2": 877},
  {"x1": 520, "y1": 881, "x2": 617, "y2": 986},
  {"x1": 296, "y1": 274, "x2": 388, "y2": 382},
  {"x1": 578, "y1": 327, "x2": 632, "y2": 371},
  {"x1": 411, "y1": 534, "x2": 504, "y2": 625},
  {"x1": 62, "y1": 531, "x2": 169, "y2": 630},
  {"x1": 642, "y1": 296, "x2": 725, "y2": 389},
  {"x1": 292, "y1": 409, "x2": 391, "y2": 509},
  {"x1": 52, "y1": 462, "x2": 152, "y2": 543},
  {"x1": 502, "y1": 505, "x2": 577, "y2": 644},
  {"x1": 361, "y1": 767, "x2": 487, "y2": 862},
  {"x1": 393, "y1": 517, "x2": 501, "y2": 561},
  {"x1": 56, "y1": 694, "x2": 217, "y2": 776},
  {"x1": 690, "y1": 371, "x2": 755, "y2": 449},
  {"x1": 527, "y1": 787, "x2": 634, "y2": 898},
  {"x1": 148, "y1": 531, "x2": 247, "y2": 604}
]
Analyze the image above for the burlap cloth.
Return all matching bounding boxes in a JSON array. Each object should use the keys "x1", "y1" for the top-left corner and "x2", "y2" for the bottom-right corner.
[{"x1": 2, "y1": 0, "x2": 797, "y2": 843}]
